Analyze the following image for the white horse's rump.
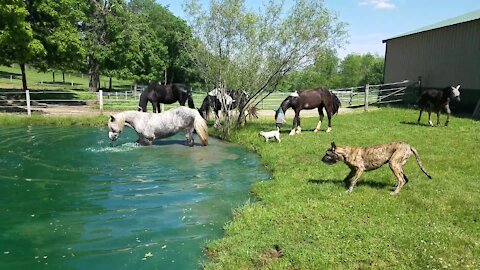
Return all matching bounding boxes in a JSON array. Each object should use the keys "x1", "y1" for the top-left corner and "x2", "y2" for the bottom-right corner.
[{"x1": 108, "y1": 107, "x2": 208, "y2": 146}]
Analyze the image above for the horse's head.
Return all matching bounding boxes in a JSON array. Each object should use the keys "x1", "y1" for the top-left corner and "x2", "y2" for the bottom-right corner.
[
  {"x1": 274, "y1": 107, "x2": 285, "y2": 127},
  {"x1": 108, "y1": 114, "x2": 125, "y2": 141},
  {"x1": 450, "y1": 84, "x2": 461, "y2": 102}
]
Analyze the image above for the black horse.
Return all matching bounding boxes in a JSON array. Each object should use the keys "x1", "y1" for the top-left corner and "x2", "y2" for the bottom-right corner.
[
  {"x1": 417, "y1": 84, "x2": 460, "y2": 126},
  {"x1": 138, "y1": 83, "x2": 195, "y2": 113},
  {"x1": 275, "y1": 87, "x2": 341, "y2": 135},
  {"x1": 198, "y1": 89, "x2": 249, "y2": 125}
]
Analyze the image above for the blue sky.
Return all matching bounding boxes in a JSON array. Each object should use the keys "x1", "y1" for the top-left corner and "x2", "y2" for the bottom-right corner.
[{"x1": 157, "y1": 0, "x2": 479, "y2": 58}]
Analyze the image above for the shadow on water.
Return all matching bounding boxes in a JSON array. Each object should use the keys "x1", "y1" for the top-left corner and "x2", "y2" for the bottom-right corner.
[{"x1": 0, "y1": 126, "x2": 269, "y2": 270}]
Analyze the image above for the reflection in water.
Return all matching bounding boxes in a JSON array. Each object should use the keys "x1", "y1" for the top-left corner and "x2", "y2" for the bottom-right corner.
[{"x1": 0, "y1": 126, "x2": 269, "y2": 269}]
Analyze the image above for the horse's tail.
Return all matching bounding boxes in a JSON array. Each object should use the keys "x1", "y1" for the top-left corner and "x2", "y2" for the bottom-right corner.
[
  {"x1": 193, "y1": 109, "x2": 209, "y2": 146},
  {"x1": 410, "y1": 146, "x2": 432, "y2": 179},
  {"x1": 331, "y1": 91, "x2": 341, "y2": 115},
  {"x1": 138, "y1": 87, "x2": 150, "y2": 112}
]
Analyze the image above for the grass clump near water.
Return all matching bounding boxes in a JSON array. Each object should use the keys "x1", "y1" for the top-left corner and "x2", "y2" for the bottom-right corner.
[
  {"x1": 0, "y1": 113, "x2": 106, "y2": 126},
  {"x1": 204, "y1": 107, "x2": 479, "y2": 269}
]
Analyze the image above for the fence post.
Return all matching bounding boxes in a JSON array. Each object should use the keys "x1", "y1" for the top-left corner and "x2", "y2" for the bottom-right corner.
[
  {"x1": 98, "y1": 90, "x2": 103, "y2": 114},
  {"x1": 25, "y1": 89, "x2": 31, "y2": 116},
  {"x1": 364, "y1": 84, "x2": 369, "y2": 112}
]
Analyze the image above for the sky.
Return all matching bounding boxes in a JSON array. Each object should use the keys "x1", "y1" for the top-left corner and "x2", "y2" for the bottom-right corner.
[{"x1": 156, "y1": 0, "x2": 479, "y2": 58}]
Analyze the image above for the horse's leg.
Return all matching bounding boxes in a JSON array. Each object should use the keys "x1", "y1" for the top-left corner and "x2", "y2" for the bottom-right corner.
[
  {"x1": 314, "y1": 107, "x2": 324, "y2": 133},
  {"x1": 152, "y1": 101, "x2": 157, "y2": 113},
  {"x1": 185, "y1": 128, "x2": 194, "y2": 146},
  {"x1": 295, "y1": 110, "x2": 302, "y2": 134},
  {"x1": 289, "y1": 110, "x2": 299, "y2": 136},
  {"x1": 326, "y1": 108, "x2": 333, "y2": 133},
  {"x1": 436, "y1": 109, "x2": 441, "y2": 126},
  {"x1": 417, "y1": 108, "x2": 423, "y2": 124},
  {"x1": 444, "y1": 105, "x2": 451, "y2": 126},
  {"x1": 427, "y1": 109, "x2": 433, "y2": 126},
  {"x1": 157, "y1": 102, "x2": 162, "y2": 113},
  {"x1": 214, "y1": 109, "x2": 221, "y2": 128}
]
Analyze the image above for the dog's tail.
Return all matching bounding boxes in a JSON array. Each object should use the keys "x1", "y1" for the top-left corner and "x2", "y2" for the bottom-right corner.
[
  {"x1": 193, "y1": 109, "x2": 209, "y2": 146},
  {"x1": 411, "y1": 147, "x2": 432, "y2": 179}
]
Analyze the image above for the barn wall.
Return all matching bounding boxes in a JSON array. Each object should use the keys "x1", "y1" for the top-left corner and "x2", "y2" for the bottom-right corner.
[{"x1": 384, "y1": 19, "x2": 480, "y2": 112}]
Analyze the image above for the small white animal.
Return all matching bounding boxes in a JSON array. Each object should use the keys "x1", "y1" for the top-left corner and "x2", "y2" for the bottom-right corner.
[{"x1": 259, "y1": 127, "x2": 281, "y2": 143}]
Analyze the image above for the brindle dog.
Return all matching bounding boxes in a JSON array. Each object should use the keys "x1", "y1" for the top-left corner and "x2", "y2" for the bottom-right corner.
[{"x1": 321, "y1": 142, "x2": 432, "y2": 195}]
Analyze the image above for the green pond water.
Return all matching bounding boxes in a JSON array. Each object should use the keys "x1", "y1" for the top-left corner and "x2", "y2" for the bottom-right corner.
[{"x1": 0, "y1": 126, "x2": 270, "y2": 270}]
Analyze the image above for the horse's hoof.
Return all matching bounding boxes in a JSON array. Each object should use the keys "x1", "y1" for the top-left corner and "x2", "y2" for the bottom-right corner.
[
  {"x1": 326, "y1": 128, "x2": 332, "y2": 133},
  {"x1": 289, "y1": 130, "x2": 296, "y2": 136},
  {"x1": 313, "y1": 129, "x2": 319, "y2": 133},
  {"x1": 390, "y1": 191, "x2": 399, "y2": 196}
]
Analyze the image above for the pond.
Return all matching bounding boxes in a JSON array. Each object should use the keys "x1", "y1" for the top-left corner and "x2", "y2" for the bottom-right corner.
[{"x1": 0, "y1": 126, "x2": 270, "y2": 270}]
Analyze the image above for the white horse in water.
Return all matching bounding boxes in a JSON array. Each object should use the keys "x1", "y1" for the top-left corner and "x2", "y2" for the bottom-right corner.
[{"x1": 108, "y1": 107, "x2": 208, "y2": 146}]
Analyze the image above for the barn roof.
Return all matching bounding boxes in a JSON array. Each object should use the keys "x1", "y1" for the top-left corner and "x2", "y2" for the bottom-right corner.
[{"x1": 383, "y1": 9, "x2": 480, "y2": 42}]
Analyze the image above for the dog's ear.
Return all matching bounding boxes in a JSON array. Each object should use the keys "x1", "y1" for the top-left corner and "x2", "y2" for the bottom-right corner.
[
  {"x1": 331, "y1": 141, "x2": 336, "y2": 150},
  {"x1": 109, "y1": 114, "x2": 115, "y2": 122}
]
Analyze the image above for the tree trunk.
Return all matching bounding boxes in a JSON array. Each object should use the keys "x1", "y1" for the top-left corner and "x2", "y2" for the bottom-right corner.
[
  {"x1": 88, "y1": 55, "x2": 100, "y2": 92},
  {"x1": 62, "y1": 71, "x2": 65, "y2": 83},
  {"x1": 20, "y1": 63, "x2": 28, "y2": 91},
  {"x1": 109, "y1": 77, "x2": 112, "y2": 91},
  {"x1": 52, "y1": 71, "x2": 55, "y2": 83}
]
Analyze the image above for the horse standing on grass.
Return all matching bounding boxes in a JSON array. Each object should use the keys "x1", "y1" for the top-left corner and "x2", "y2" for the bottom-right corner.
[
  {"x1": 417, "y1": 85, "x2": 460, "y2": 126},
  {"x1": 198, "y1": 88, "x2": 249, "y2": 126},
  {"x1": 138, "y1": 83, "x2": 195, "y2": 113},
  {"x1": 108, "y1": 107, "x2": 208, "y2": 146},
  {"x1": 275, "y1": 87, "x2": 341, "y2": 135}
]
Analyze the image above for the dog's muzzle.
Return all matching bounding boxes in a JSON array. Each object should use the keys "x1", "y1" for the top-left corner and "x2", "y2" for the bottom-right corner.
[
  {"x1": 109, "y1": 132, "x2": 119, "y2": 141},
  {"x1": 321, "y1": 154, "x2": 337, "y2": 165}
]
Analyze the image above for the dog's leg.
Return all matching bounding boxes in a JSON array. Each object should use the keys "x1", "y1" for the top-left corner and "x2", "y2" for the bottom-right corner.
[
  {"x1": 276, "y1": 135, "x2": 281, "y2": 143},
  {"x1": 343, "y1": 169, "x2": 356, "y2": 188},
  {"x1": 389, "y1": 156, "x2": 407, "y2": 195},
  {"x1": 347, "y1": 169, "x2": 363, "y2": 193}
]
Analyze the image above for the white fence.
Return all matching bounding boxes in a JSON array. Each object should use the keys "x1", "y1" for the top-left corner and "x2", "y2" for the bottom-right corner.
[{"x1": 0, "y1": 80, "x2": 417, "y2": 116}]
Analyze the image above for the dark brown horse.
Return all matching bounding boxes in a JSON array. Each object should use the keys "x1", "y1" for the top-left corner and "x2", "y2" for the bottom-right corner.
[
  {"x1": 138, "y1": 83, "x2": 195, "y2": 113},
  {"x1": 417, "y1": 85, "x2": 460, "y2": 126},
  {"x1": 275, "y1": 87, "x2": 341, "y2": 135}
]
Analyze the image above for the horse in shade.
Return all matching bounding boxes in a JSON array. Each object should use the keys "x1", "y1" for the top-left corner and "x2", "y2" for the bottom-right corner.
[
  {"x1": 198, "y1": 89, "x2": 249, "y2": 126},
  {"x1": 417, "y1": 85, "x2": 460, "y2": 126},
  {"x1": 138, "y1": 83, "x2": 195, "y2": 113},
  {"x1": 108, "y1": 107, "x2": 208, "y2": 146},
  {"x1": 275, "y1": 87, "x2": 341, "y2": 135}
]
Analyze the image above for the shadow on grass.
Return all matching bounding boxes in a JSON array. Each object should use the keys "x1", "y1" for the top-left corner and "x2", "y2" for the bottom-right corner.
[
  {"x1": 400, "y1": 121, "x2": 433, "y2": 127},
  {"x1": 42, "y1": 81, "x2": 83, "y2": 86},
  {"x1": 0, "y1": 71, "x2": 21, "y2": 79},
  {"x1": 308, "y1": 178, "x2": 391, "y2": 190}
]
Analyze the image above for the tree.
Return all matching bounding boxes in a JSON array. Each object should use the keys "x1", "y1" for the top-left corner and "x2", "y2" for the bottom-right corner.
[
  {"x1": 184, "y1": 0, "x2": 347, "y2": 135},
  {"x1": 127, "y1": 0, "x2": 191, "y2": 84},
  {"x1": 0, "y1": 0, "x2": 85, "y2": 90},
  {"x1": 338, "y1": 53, "x2": 384, "y2": 87}
]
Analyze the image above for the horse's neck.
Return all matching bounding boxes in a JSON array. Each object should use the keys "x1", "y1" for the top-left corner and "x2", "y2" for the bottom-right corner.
[
  {"x1": 281, "y1": 98, "x2": 292, "y2": 111},
  {"x1": 121, "y1": 111, "x2": 145, "y2": 126}
]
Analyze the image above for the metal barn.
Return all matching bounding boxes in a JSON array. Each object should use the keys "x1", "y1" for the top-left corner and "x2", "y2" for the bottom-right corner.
[{"x1": 382, "y1": 10, "x2": 480, "y2": 113}]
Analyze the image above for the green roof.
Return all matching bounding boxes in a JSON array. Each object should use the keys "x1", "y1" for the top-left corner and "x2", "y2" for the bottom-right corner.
[{"x1": 383, "y1": 9, "x2": 480, "y2": 42}]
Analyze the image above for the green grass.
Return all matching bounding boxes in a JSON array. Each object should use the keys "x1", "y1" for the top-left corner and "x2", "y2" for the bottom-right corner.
[
  {"x1": 0, "y1": 113, "x2": 106, "y2": 126},
  {"x1": 204, "y1": 107, "x2": 480, "y2": 269},
  {"x1": 0, "y1": 65, "x2": 132, "y2": 92}
]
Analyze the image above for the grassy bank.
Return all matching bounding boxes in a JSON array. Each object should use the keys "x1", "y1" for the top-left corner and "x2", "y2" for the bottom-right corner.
[
  {"x1": 0, "y1": 113, "x2": 106, "y2": 126},
  {"x1": 205, "y1": 108, "x2": 479, "y2": 269}
]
